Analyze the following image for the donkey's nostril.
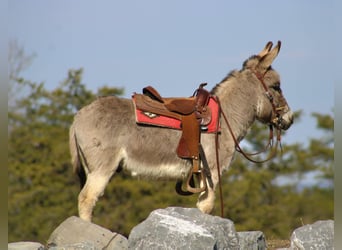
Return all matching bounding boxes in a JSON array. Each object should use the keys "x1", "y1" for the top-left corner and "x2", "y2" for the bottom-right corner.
[{"x1": 281, "y1": 111, "x2": 294, "y2": 130}]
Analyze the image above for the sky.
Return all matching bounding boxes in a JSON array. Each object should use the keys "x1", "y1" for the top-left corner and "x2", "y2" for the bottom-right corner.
[{"x1": 9, "y1": 0, "x2": 337, "y2": 146}]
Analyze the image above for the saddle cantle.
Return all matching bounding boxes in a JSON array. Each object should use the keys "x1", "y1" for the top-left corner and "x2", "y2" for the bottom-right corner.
[{"x1": 132, "y1": 83, "x2": 220, "y2": 194}]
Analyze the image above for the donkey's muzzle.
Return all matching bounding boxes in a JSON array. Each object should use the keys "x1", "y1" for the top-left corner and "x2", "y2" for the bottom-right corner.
[{"x1": 275, "y1": 111, "x2": 294, "y2": 130}]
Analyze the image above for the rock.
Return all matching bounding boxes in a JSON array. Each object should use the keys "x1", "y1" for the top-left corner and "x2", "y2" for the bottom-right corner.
[
  {"x1": 48, "y1": 242, "x2": 97, "y2": 250},
  {"x1": 47, "y1": 216, "x2": 128, "y2": 250},
  {"x1": 128, "y1": 206, "x2": 240, "y2": 250},
  {"x1": 8, "y1": 241, "x2": 45, "y2": 250},
  {"x1": 237, "y1": 231, "x2": 266, "y2": 250},
  {"x1": 289, "y1": 220, "x2": 334, "y2": 250}
]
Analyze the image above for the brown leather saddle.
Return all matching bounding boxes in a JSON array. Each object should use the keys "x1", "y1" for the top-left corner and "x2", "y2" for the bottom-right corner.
[{"x1": 133, "y1": 83, "x2": 212, "y2": 194}]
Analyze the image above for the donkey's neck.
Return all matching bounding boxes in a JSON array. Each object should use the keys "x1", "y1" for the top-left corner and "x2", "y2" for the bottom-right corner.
[{"x1": 213, "y1": 71, "x2": 258, "y2": 142}]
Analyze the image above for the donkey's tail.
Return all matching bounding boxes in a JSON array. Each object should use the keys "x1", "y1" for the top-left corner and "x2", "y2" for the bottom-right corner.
[{"x1": 69, "y1": 123, "x2": 87, "y2": 189}]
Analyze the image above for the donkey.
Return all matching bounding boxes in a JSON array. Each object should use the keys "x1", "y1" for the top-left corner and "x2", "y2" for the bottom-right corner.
[{"x1": 69, "y1": 41, "x2": 293, "y2": 222}]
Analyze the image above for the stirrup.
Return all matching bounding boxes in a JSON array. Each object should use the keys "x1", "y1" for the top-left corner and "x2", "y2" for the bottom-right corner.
[
  {"x1": 175, "y1": 171, "x2": 207, "y2": 195},
  {"x1": 185, "y1": 170, "x2": 207, "y2": 194}
]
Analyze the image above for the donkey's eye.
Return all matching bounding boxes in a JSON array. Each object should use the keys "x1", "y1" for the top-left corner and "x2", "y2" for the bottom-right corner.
[{"x1": 271, "y1": 85, "x2": 281, "y2": 92}]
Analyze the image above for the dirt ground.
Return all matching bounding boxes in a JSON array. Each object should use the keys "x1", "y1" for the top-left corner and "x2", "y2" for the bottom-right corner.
[{"x1": 267, "y1": 239, "x2": 291, "y2": 249}]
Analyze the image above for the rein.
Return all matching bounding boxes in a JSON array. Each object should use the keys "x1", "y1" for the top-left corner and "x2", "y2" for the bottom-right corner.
[
  {"x1": 217, "y1": 99, "x2": 282, "y2": 164},
  {"x1": 213, "y1": 72, "x2": 284, "y2": 217}
]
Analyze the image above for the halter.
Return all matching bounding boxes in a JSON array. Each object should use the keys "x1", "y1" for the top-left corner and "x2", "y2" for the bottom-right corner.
[
  {"x1": 216, "y1": 70, "x2": 286, "y2": 165},
  {"x1": 254, "y1": 71, "x2": 287, "y2": 130}
]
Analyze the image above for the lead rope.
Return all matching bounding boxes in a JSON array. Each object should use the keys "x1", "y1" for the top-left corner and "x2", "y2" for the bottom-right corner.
[{"x1": 237, "y1": 125, "x2": 274, "y2": 156}]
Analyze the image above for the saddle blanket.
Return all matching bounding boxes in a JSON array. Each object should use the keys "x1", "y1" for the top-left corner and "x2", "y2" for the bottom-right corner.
[{"x1": 133, "y1": 96, "x2": 220, "y2": 133}]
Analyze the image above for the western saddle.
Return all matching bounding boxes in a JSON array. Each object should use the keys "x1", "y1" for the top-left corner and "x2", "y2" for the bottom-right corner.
[{"x1": 133, "y1": 83, "x2": 213, "y2": 194}]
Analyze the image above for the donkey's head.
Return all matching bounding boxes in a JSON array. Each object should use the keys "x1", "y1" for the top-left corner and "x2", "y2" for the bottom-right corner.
[{"x1": 243, "y1": 41, "x2": 293, "y2": 130}]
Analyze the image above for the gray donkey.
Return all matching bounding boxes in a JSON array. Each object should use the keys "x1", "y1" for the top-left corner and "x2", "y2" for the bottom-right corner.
[{"x1": 69, "y1": 41, "x2": 293, "y2": 221}]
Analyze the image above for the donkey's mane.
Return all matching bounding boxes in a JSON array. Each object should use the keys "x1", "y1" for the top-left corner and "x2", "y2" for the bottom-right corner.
[
  {"x1": 242, "y1": 55, "x2": 260, "y2": 68},
  {"x1": 211, "y1": 53, "x2": 276, "y2": 96},
  {"x1": 210, "y1": 54, "x2": 258, "y2": 95},
  {"x1": 210, "y1": 70, "x2": 238, "y2": 95}
]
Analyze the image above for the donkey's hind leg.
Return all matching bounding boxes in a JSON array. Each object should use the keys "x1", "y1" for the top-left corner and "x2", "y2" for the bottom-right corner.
[{"x1": 78, "y1": 172, "x2": 112, "y2": 221}]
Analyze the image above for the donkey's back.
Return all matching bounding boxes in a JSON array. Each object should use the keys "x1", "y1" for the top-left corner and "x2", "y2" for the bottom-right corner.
[{"x1": 70, "y1": 95, "x2": 192, "y2": 178}]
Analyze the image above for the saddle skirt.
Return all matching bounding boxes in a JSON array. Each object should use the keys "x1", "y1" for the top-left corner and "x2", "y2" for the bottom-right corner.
[{"x1": 133, "y1": 95, "x2": 220, "y2": 133}]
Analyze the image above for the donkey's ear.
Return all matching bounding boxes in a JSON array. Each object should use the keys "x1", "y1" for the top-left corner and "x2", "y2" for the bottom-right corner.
[
  {"x1": 257, "y1": 41, "x2": 281, "y2": 72},
  {"x1": 258, "y1": 41, "x2": 273, "y2": 58}
]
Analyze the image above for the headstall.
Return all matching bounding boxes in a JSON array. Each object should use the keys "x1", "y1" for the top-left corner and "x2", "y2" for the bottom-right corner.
[{"x1": 216, "y1": 71, "x2": 285, "y2": 164}]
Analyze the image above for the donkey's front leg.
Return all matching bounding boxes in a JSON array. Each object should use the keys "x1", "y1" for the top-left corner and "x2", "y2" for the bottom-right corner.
[
  {"x1": 196, "y1": 178, "x2": 216, "y2": 214},
  {"x1": 196, "y1": 187, "x2": 216, "y2": 214}
]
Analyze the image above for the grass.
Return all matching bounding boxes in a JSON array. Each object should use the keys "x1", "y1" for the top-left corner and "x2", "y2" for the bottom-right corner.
[{"x1": 267, "y1": 239, "x2": 291, "y2": 249}]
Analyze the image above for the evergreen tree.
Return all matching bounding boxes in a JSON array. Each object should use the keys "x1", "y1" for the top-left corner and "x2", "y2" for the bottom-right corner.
[
  {"x1": 8, "y1": 69, "x2": 123, "y2": 241},
  {"x1": 216, "y1": 112, "x2": 333, "y2": 238}
]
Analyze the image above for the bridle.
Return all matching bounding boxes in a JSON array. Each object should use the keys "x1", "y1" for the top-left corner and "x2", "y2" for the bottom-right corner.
[
  {"x1": 217, "y1": 70, "x2": 287, "y2": 164},
  {"x1": 254, "y1": 71, "x2": 288, "y2": 130}
]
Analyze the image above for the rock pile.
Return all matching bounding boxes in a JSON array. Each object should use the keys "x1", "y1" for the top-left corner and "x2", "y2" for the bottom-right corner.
[{"x1": 8, "y1": 207, "x2": 334, "y2": 250}]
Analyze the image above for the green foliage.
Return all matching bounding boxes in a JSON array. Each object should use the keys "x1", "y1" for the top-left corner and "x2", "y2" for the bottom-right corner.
[
  {"x1": 8, "y1": 68, "x2": 123, "y2": 241},
  {"x1": 213, "y1": 111, "x2": 334, "y2": 238},
  {"x1": 97, "y1": 85, "x2": 124, "y2": 97},
  {"x1": 93, "y1": 172, "x2": 197, "y2": 236},
  {"x1": 8, "y1": 68, "x2": 333, "y2": 242}
]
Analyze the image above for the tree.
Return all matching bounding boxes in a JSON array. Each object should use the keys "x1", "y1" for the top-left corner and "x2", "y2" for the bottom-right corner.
[
  {"x1": 8, "y1": 40, "x2": 35, "y2": 110},
  {"x1": 8, "y1": 68, "x2": 123, "y2": 241},
  {"x1": 216, "y1": 112, "x2": 334, "y2": 239}
]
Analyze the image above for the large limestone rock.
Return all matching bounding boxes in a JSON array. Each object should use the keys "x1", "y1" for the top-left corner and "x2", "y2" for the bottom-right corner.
[
  {"x1": 128, "y1": 207, "x2": 240, "y2": 250},
  {"x1": 47, "y1": 216, "x2": 128, "y2": 250},
  {"x1": 289, "y1": 220, "x2": 334, "y2": 250},
  {"x1": 8, "y1": 242, "x2": 45, "y2": 250}
]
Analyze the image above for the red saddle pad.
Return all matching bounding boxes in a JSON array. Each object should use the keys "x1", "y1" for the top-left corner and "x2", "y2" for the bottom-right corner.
[{"x1": 133, "y1": 96, "x2": 220, "y2": 133}]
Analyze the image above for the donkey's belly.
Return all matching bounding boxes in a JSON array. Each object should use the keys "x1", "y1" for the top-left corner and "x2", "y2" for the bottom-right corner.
[{"x1": 122, "y1": 151, "x2": 192, "y2": 180}]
